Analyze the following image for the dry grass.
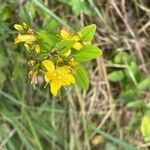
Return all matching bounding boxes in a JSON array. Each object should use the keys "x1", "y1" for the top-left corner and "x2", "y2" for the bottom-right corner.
[{"x1": 0, "y1": 0, "x2": 150, "y2": 149}]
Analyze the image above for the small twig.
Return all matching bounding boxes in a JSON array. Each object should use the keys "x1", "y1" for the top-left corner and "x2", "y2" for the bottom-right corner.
[{"x1": 90, "y1": 108, "x2": 114, "y2": 139}]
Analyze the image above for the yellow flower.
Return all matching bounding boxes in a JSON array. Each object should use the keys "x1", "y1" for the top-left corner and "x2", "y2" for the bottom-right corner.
[
  {"x1": 15, "y1": 34, "x2": 36, "y2": 44},
  {"x1": 14, "y1": 22, "x2": 28, "y2": 32},
  {"x1": 72, "y1": 42, "x2": 83, "y2": 51},
  {"x1": 60, "y1": 29, "x2": 71, "y2": 39},
  {"x1": 28, "y1": 70, "x2": 38, "y2": 85},
  {"x1": 14, "y1": 24, "x2": 24, "y2": 32},
  {"x1": 60, "y1": 29, "x2": 83, "y2": 51},
  {"x1": 42, "y1": 60, "x2": 75, "y2": 96}
]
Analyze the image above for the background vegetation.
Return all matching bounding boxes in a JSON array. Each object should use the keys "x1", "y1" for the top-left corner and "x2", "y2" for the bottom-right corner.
[{"x1": 0, "y1": 0, "x2": 150, "y2": 149}]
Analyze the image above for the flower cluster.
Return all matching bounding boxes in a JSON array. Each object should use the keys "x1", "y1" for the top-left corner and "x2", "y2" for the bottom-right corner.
[
  {"x1": 14, "y1": 23, "x2": 101, "y2": 96},
  {"x1": 14, "y1": 23, "x2": 40, "y2": 53}
]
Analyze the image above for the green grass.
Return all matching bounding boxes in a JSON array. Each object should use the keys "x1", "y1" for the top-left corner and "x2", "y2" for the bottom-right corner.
[{"x1": 0, "y1": 0, "x2": 150, "y2": 149}]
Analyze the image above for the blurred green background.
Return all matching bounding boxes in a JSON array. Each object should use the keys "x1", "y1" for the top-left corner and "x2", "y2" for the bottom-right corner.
[{"x1": 0, "y1": 0, "x2": 150, "y2": 149}]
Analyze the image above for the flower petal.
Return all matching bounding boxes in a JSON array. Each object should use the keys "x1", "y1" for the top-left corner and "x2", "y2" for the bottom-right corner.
[
  {"x1": 50, "y1": 81, "x2": 61, "y2": 96},
  {"x1": 72, "y1": 42, "x2": 83, "y2": 51},
  {"x1": 71, "y1": 35, "x2": 80, "y2": 41},
  {"x1": 57, "y1": 66, "x2": 71, "y2": 74},
  {"x1": 45, "y1": 72, "x2": 53, "y2": 83},
  {"x1": 42, "y1": 60, "x2": 55, "y2": 72},
  {"x1": 15, "y1": 34, "x2": 36, "y2": 44},
  {"x1": 61, "y1": 74, "x2": 75, "y2": 85},
  {"x1": 14, "y1": 24, "x2": 24, "y2": 32},
  {"x1": 60, "y1": 29, "x2": 71, "y2": 39}
]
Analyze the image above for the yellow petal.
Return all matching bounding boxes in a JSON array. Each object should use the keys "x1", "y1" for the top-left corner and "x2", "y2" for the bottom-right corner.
[
  {"x1": 50, "y1": 81, "x2": 61, "y2": 96},
  {"x1": 60, "y1": 29, "x2": 71, "y2": 39},
  {"x1": 72, "y1": 42, "x2": 83, "y2": 51},
  {"x1": 15, "y1": 34, "x2": 36, "y2": 44},
  {"x1": 35, "y1": 44, "x2": 40, "y2": 53},
  {"x1": 42, "y1": 60, "x2": 55, "y2": 72},
  {"x1": 64, "y1": 49, "x2": 71, "y2": 57},
  {"x1": 57, "y1": 66, "x2": 71, "y2": 74},
  {"x1": 71, "y1": 35, "x2": 80, "y2": 41},
  {"x1": 44, "y1": 72, "x2": 53, "y2": 83},
  {"x1": 61, "y1": 74, "x2": 75, "y2": 85},
  {"x1": 14, "y1": 24, "x2": 24, "y2": 32}
]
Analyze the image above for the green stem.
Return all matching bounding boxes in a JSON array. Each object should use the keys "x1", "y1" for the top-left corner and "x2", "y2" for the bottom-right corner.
[{"x1": 32, "y1": 0, "x2": 68, "y2": 27}]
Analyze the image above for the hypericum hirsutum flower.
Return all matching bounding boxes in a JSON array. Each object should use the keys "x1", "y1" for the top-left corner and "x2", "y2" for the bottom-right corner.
[
  {"x1": 14, "y1": 22, "x2": 28, "y2": 32},
  {"x1": 14, "y1": 23, "x2": 40, "y2": 53},
  {"x1": 42, "y1": 60, "x2": 75, "y2": 96},
  {"x1": 14, "y1": 24, "x2": 24, "y2": 32},
  {"x1": 60, "y1": 29, "x2": 83, "y2": 51},
  {"x1": 15, "y1": 34, "x2": 36, "y2": 44}
]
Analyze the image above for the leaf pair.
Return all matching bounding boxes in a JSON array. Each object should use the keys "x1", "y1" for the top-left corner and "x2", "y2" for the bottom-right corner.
[{"x1": 74, "y1": 24, "x2": 102, "y2": 90}]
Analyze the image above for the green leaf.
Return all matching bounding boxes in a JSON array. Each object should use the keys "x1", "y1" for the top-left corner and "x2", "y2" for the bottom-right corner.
[
  {"x1": 128, "y1": 61, "x2": 138, "y2": 75},
  {"x1": 119, "y1": 90, "x2": 135, "y2": 103},
  {"x1": 0, "y1": 72, "x2": 6, "y2": 84},
  {"x1": 44, "y1": 19, "x2": 59, "y2": 33},
  {"x1": 108, "y1": 70, "x2": 124, "y2": 82},
  {"x1": 124, "y1": 62, "x2": 138, "y2": 81},
  {"x1": 78, "y1": 24, "x2": 96, "y2": 42},
  {"x1": 75, "y1": 63, "x2": 89, "y2": 90},
  {"x1": 19, "y1": 7, "x2": 30, "y2": 25},
  {"x1": 25, "y1": 2, "x2": 36, "y2": 19},
  {"x1": 74, "y1": 45, "x2": 102, "y2": 62},
  {"x1": 127, "y1": 101, "x2": 145, "y2": 109},
  {"x1": 55, "y1": 40, "x2": 76, "y2": 54},
  {"x1": 138, "y1": 78, "x2": 150, "y2": 91},
  {"x1": 114, "y1": 52, "x2": 131, "y2": 64},
  {"x1": 0, "y1": 3, "x2": 12, "y2": 21},
  {"x1": 37, "y1": 30, "x2": 59, "y2": 50},
  {"x1": 0, "y1": 21, "x2": 11, "y2": 41},
  {"x1": 62, "y1": 0, "x2": 91, "y2": 15}
]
